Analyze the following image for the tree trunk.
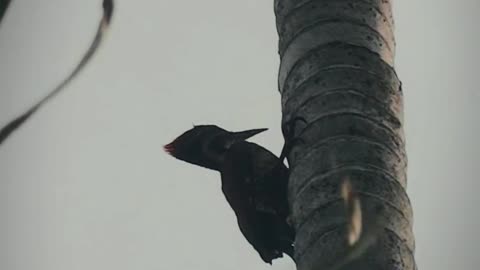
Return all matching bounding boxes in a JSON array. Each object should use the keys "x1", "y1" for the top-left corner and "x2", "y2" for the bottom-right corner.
[{"x1": 274, "y1": 1, "x2": 415, "y2": 269}]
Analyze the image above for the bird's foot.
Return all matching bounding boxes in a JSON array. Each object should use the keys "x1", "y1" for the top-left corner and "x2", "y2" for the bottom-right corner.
[
  {"x1": 279, "y1": 116, "x2": 308, "y2": 163},
  {"x1": 286, "y1": 215, "x2": 294, "y2": 227}
]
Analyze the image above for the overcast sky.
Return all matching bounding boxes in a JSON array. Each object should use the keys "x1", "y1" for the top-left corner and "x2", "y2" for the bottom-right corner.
[{"x1": 0, "y1": 1, "x2": 479, "y2": 270}]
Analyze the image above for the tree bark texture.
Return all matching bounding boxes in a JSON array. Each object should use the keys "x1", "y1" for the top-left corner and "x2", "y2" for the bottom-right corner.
[{"x1": 274, "y1": 1, "x2": 415, "y2": 270}]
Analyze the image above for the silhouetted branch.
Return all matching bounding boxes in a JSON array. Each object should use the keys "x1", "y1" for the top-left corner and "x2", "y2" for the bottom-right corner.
[
  {"x1": 0, "y1": 0, "x2": 11, "y2": 24},
  {"x1": 0, "y1": 0, "x2": 114, "y2": 146}
]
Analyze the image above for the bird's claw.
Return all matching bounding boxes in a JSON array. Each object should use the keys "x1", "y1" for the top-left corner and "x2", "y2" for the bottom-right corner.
[{"x1": 279, "y1": 116, "x2": 308, "y2": 163}]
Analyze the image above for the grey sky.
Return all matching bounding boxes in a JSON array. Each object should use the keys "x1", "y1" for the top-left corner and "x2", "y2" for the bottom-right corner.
[{"x1": 0, "y1": 0, "x2": 478, "y2": 270}]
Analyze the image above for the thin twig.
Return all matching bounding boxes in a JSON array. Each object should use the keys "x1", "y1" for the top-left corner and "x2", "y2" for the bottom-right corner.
[{"x1": 0, "y1": 0, "x2": 114, "y2": 145}]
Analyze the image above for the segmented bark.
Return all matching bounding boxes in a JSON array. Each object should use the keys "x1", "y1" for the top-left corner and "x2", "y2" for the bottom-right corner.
[{"x1": 274, "y1": 1, "x2": 416, "y2": 269}]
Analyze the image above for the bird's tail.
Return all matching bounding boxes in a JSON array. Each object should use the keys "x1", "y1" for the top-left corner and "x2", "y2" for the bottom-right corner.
[
  {"x1": 282, "y1": 243, "x2": 295, "y2": 262},
  {"x1": 274, "y1": 215, "x2": 296, "y2": 262}
]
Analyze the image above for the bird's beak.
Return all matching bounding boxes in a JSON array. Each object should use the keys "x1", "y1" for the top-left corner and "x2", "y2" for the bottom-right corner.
[{"x1": 231, "y1": 128, "x2": 268, "y2": 141}]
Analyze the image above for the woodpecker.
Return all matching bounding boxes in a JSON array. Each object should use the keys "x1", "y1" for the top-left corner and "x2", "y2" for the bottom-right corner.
[{"x1": 164, "y1": 125, "x2": 294, "y2": 264}]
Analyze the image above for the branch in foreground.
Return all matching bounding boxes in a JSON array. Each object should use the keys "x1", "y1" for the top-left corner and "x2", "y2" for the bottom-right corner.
[
  {"x1": 323, "y1": 177, "x2": 385, "y2": 270},
  {"x1": 0, "y1": 0, "x2": 11, "y2": 24},
  {"x1": 0, "y1": 0, "x2": 114, "y2": 146}
]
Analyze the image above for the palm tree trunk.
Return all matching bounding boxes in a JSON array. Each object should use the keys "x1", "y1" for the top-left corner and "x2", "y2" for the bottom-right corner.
[{"x1": 274, "y1": 1, "x2": 416, "y2": 269}]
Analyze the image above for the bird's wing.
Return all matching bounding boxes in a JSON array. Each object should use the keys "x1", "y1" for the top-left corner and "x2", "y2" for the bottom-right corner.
[{"x1": 224, "y1": 142, "x2": 283, "y2": 215}]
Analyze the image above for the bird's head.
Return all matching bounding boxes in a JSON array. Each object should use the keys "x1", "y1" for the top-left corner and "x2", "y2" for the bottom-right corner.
[{"x1": 164, "y1": 125, "x2": 267, "y2": 170}]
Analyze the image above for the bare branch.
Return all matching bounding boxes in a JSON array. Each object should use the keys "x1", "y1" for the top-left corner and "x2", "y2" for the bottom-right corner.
[
  {"x1": 0, "y1": 0, "x2": 114, "y2": 146},
  {"x1": 0, "y1": 0, "x2": 11, "y2": 24}
]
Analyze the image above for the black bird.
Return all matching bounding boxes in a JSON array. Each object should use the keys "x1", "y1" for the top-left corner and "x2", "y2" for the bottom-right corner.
[{"x1": 164, "y1": 125, "x2": 294, "y2": 264}]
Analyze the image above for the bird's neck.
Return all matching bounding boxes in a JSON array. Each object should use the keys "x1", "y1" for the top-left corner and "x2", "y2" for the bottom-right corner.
[{"x1": 200, "y1": 143, "x2": 227, "y2": 171}]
